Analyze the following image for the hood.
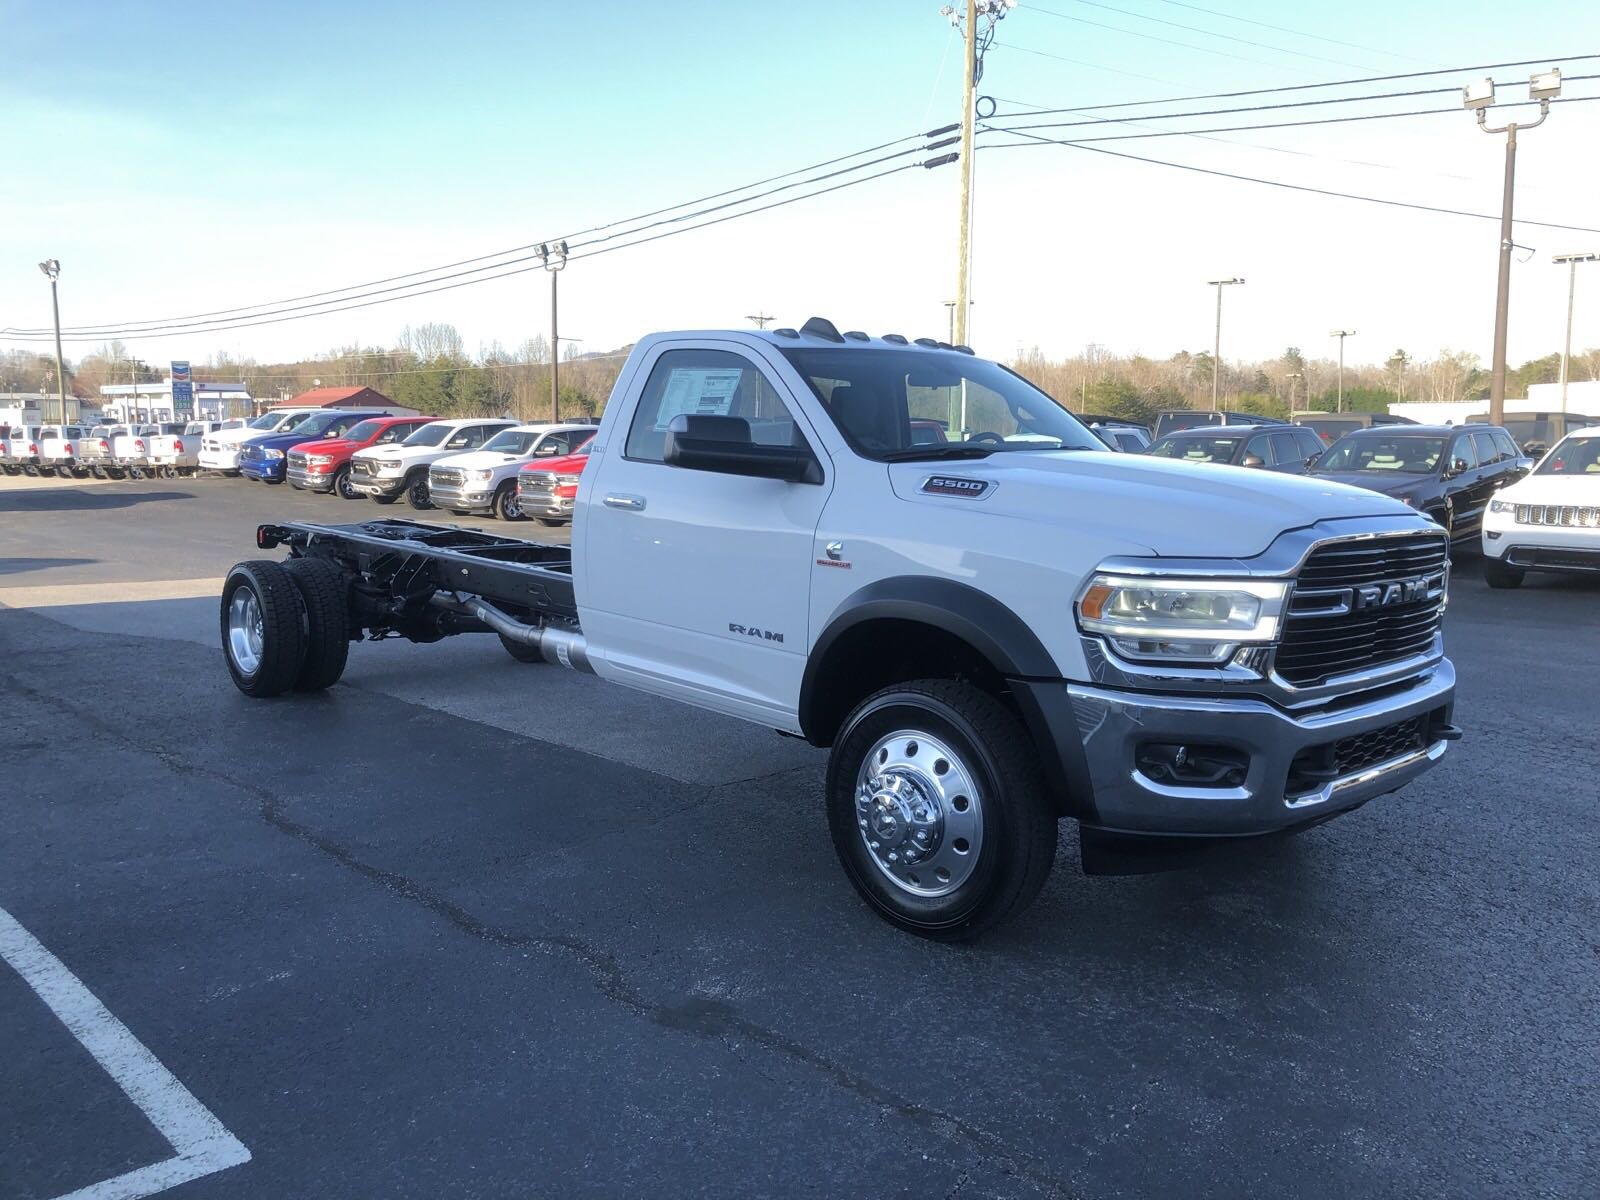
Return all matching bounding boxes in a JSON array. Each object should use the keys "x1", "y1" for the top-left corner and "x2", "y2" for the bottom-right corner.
[
  {"x1": 518, "y1": 451, "x2": 589, "y2": 475},
  {"x1": 1304, "y1": 469, "x2": 1427, "y2": 499},
  {"x1": 1497, "y1": 473, "x2": 1600, "y2": 506},
  {"x1": 354, "y1": 442, "x2": 416, "y2": 462},
  {"x1": 888, "y1": 450, "x2": 1412, "y2": 558},
  {"x1": 289, "y1": 436, "x2": 364, "y2": 457},
  {"x1": 432, "y1": 449, "x2": 525, "y2": 471}
]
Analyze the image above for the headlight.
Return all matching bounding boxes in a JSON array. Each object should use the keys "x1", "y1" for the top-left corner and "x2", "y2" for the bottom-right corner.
[
  {"x1": 307, "y1": 454, "x2": 334, "y2": 466},
  {"x1": 377, "y1": 461, "x2": 403, "y2": 474},
  {"x1": 1489, "y1": 499, "x2": 1513, "y2": 513},
  {"x1": 264, "y1": 448, "x2": 285, "y2": 460},
  {"x1": 1076, "y1": 574, "x2": 1290, "y2": 665},
  {"x1": 468, "y1": 469, "x2": 495, "y2": 482}
]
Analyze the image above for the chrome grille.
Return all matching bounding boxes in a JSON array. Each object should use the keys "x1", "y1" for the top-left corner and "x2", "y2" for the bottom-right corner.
[
  {"x1": 238, "y1": 444, "x2": 262, "y2": 462},
  {"x1": 286, "y1": 452, "x2": 308, "y2": 470},
  {"x1": 1515, "y1": 503, "x2": 1600, "y2": 527},
  {"x1": 1276, "y1": 533, "x2": 1449, "y2": 688},
  {"x1": 431, "y1": 467, "x2": 464, "y2": 487},
  {"x1": 518, "y1": 471, "x2": 557, "y2": 496}
]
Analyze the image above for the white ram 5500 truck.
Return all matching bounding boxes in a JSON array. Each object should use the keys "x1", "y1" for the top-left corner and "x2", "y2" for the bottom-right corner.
[{"x1": 220, "y1": 319, "x2": 1459, "y2": 939}]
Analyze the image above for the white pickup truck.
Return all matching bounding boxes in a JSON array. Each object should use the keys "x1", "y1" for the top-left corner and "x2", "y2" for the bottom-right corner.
[
  {"x1": 38, "y1": 426, "x2": 93, "y2": 477},
  {"x1": 348, "y1": 417, "x2": 517, "y2": 509},
  {"x1": 200, "y1": 408, "x2": 323, "y2": 474},
  {"x1": 147, "y1": 420, "x2": 234, "y2": 476},
  {"x1": 221, "y1": 319, "x2": 1459, "y2": 939},
  {"x1": 0, "y1": 425, "x2": 41, "y2": 474},
  {"x1": 428, "y1": 422, "x2": 600, "y2": 520}
]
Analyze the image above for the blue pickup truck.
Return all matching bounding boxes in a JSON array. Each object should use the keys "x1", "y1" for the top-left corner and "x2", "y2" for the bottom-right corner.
[{"x1": 238, "y1": 410, "x2": 393, "y2": 483}]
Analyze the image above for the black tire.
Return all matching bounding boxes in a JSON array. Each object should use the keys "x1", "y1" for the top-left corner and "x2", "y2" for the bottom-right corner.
[
  {"x1": 494, "y1": 481, "x2": 524, "y2": 521},
  {"x1": 537, "y1": 518, "x2": 567, "y2": 528},
  {"x1": 106, "y1": 467, "x2": 126, "y2": 480},
  {"x1": 283, "y1": 556, "x2": 351, "y2": 691},
  {"x1": 370, "y1": 493, "x2": 397, "y2": 505},
  {"x1": 1483, "y1": 557, "x2": 1525, "y2": 589},
  {"x1": 220, "y1": 561, "x2": 308, "y2": 697},
  {"x1": 331, "y1": 465, "x2": 360, "y2": 500},
  {"x1": 499, "y1": 633, "x2": 545, "y2": 663},
  {"x1": 825, "y1": 679, "x2": 1057, "y2": 941},
  {"x1": 263, "y1": 476, "x2": 283, "y2": 485},
  {"x1": 405, "y1": 472, "x2": 433, "y2": 510}
]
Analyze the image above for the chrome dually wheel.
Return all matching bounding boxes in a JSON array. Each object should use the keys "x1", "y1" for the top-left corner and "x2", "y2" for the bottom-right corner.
[
  {"x1": 855, "y1": 730, "x2": 983, "y2": 898},
  {"x1": 226, "y1": 588, "x2": 264, "y2": 675}
]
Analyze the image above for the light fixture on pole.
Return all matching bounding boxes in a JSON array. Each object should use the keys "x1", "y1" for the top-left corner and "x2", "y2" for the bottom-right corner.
[
  {"x1": 1466, "y1": 68, "x2": 1562, "y2": 426},
  {"x1": 1329, "y1": 330, "x2": 1356, "y2": 412},
  {"x1": 38, "y1": 259, "x2": 69, "y2": 425},
  {"x1": 1553, "y1": 251, "x2": 1599, "y2": 416},
  {"x1": 538, "y1": 241, "x2": 569, "y2": 422},
  {"x1": 1206, "y1": 277, "x2": 1244, "y2": 411}
]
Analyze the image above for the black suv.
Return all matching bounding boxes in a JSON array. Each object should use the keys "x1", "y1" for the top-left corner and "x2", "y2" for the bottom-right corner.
[
  {"x1": 1308, "y1": 424, "x2": 1530, "y2": 541},
  {"x1": 1465, "y1": 411, "x2": 1597, "y2": 458},
  {"x1": 1152, "y1": 409, "x2": 1288, "y2": 439},
  {"x1": 1290, "y1": 410, "x2": 1416, "y2": 445},
  {"x1": 1145, "y1": 423, "x2": 1326, "y2": 472}
]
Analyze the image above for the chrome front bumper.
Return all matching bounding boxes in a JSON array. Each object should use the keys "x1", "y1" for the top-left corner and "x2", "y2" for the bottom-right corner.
[
  {"x1": 1067, "y1": 659, "x2": 1456, "y2": 836},
  {"x1": 429, "y1": 479, "x2": 494, "y2": 510},
  {"x1": 287, "y1": 465, "x2": 334, "y2": 491},
  {"x1": 514, "y1": 486, "x2": 574, "y2": 520}
]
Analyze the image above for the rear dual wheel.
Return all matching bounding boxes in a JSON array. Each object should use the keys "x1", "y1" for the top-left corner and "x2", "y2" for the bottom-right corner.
[{"x1": 221, "y1": 558, "x2": 351, "y2": 697}]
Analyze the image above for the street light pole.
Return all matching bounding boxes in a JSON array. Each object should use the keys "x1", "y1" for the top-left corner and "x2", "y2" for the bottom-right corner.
[
  {"x1": 1207, "y1": 277, "x2": 1244, "y2": 411},
  {"x1": 1464, "y1": 69, "x2": 1562, "y2": 426},
  {"x1": 538, "y1": 241, "x2": 569, "y2": 422},
  {"x1": 1285, "y1": 371, "x2": 1303, "y2": 411},
  {"x1": 1329, "y1": 330, "x2": 1355, "y2": 412},
  {"x1": 1553, "y1": 252, "x2": 1599, "y2": 415},
  {"x1": 38, "y1": 259, "x2": 68, "y2": 425}
]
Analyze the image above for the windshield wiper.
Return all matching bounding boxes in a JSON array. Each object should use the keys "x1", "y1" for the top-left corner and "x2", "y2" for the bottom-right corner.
[{"x1": 879, "y1": 445, "x2": 995, "y2": 462}]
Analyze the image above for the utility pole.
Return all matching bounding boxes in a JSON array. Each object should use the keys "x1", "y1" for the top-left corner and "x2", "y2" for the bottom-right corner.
[
  {"x1": 38, "y1": 259, "x2": 69, "y2": 425},
  {"x1": 1329, "y1": 330, "x2": 1355, "y2": 412},
  {"x1": 1206, "y1": 277, "x2": 1244, "y2": 410},
  {"x1": 538, "y1": 241, "x2": 568, "y2": 422},
  {"x1": 1553, "y1": 252, "x2": 1599, "y2": 415},
  {"x1": 1285, "y1": 371, "x2": 1303, "y2": 411},
  {"x1": 942, "y1": 0, "x2": 1013, "y2": 348},
  {"x1": 745, "y1": 313, "x2": 774, "y2": 329},
  {"x1": 1464, "y1": 69, "x2": 1562, "y2": 425}
]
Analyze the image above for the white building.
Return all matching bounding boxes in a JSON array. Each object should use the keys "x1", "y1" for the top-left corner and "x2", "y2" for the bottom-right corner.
[
  {"x1": 99, "y1": 380, "x2": 252, "y2": 422},
  {"x1": 1389, "y1": 382, "x2": 1600, "y2": 427}
]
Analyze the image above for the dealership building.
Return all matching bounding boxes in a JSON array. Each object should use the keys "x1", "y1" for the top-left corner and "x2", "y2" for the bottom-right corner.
[{"x1": 98, "y1": 379, "x2": 252, "y2": 423}]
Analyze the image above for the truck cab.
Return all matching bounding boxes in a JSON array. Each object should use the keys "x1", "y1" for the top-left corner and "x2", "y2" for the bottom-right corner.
[{"x1": 224, "y1": 319, "x2": 1458, "y2": 939}]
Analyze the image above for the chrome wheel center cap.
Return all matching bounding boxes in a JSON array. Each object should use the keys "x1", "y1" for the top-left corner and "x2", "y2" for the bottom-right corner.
[
  {"x1": 862, "y1": 774, "x2": 940, "y2": 865},
  {"x1": 853, "y1": 729, "x2": 985, "y2": 900}
]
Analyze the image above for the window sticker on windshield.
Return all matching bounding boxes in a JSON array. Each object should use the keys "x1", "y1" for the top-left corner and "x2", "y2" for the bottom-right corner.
[{"x1": 654, "y1": 367, "x2": 743, "y2": 430}]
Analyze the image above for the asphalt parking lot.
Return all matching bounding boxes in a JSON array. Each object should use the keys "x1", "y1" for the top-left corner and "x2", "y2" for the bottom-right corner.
[{"x1": 2, "y1": 472, "x2": 1597, "y2": 1199}]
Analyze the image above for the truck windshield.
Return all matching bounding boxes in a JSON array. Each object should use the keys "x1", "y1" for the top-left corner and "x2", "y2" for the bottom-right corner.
[
  {"x1": 344, "y1": 419, "x2": 386, "y2": 442},
  {"x1": 401, "y1": 423, "x2": 452, "y2": 447},
  {"x1": 1536, "y1": 435, "x2": 1600, "y2": 475},
  {"x1": 1312, "y1": 436, "x2": 1447, "y2": 474},
  {"x1": 247, "y1": 414, "x2": 282, "y2": 430},
  {"x1": 780, "y1": 348, "x2": 1102, "y2": 461},
  {"x1": 483, "y1": 430, "x2": 541, "y2": 454}
]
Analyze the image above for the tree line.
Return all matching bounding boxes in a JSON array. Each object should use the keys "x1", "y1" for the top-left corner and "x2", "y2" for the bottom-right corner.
[{"x1": 7, "y1": 330, "x2": 1597, "y2": 427}]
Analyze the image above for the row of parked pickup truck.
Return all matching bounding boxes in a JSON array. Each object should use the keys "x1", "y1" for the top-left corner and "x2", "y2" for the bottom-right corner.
[
  {"x1": 197, "y1": 407, "x2": 602, "y2": 524},
  {"x1": 0, "y1": 421, "x2": 236, "y2": 479}
]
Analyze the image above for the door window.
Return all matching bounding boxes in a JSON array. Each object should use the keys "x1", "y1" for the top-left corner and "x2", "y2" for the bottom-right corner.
[
  {"x1": 626, "y1": 349, "x2": 805, "y2": 463},
  {"x1": 1471, "y1": 431, "x2": 1500, "y2": 464},
  {"x1": 1491, "y1": 429, "x2": 1520, "y2": 460},
  {"x1": 1451, "y1": 435, "x2": 1480, "y2": 470},
  {"x1": 1293, "y1": 428, "x2": 1325, "y2": 459},
  {"x1": 1243, "y1": 434, "x2": 1276, "y2": 466}
]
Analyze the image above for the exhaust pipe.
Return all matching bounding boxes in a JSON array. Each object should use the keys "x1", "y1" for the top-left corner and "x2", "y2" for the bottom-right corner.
[{"x1": 430, "y1": 592, "x2": 593, "y2": 673}]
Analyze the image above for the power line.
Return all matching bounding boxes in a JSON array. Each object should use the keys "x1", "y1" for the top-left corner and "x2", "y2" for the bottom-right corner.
[
  {"x1": 985, "y1": 52, "x2": 1600, "y2": 118},
  {"x1": 1151, "y1": 0, "x2": 1442, "y2": 65},
  {"x1": 1023, "y1": 1, "x2": 1371, "y2": 70},
  {"x1": 982, "y1": 92, "x2": 1600, "y2": 146},
  {"x1": 991, "y1": 40, "x2": 1196, "y2": 88},
  {"x1": 978, "y1": 122, "x2": 1600, "y2": 234},
  {"x1": 1, "y1": 160, "x2": 934, "y2": 344},
  {"x1": 1013, "y1": 3, "x2": 1300, "y2": 70},
  {"x1": 3, "y1": 128, "x2": 944, "y2": 337}
]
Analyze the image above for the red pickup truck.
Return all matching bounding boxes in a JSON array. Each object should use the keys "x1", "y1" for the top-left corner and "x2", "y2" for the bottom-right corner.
[
  {"x1": 286, "y1": 415, "x2": 435, "y2": 499},
  {"x1": 513, "y1": 436, "x2": 594, "y2": 525}
]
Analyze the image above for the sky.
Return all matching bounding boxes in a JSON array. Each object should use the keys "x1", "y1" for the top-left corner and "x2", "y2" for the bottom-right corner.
[{"x1": 3, "y1": 0, "x2": 1599, "y2": 376}]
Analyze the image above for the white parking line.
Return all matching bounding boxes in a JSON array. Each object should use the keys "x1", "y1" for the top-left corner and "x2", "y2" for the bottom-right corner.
[{"x1": 0, "y1": 906, "x2": 251, "y2": 1200}]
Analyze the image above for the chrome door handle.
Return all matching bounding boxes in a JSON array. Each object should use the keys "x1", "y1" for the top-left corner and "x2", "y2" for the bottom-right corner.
[{"x1": 603, "y1": 493, "x2": 646, "y2": 511}]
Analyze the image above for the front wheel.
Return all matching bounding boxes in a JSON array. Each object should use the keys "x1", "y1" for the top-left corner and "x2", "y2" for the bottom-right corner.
[
  {"x1": 494, "y1": 481, "x2": 524, "y2": 521},
  {"x1": 332, "y1": 465, "x2": 359, "y2": 500},
  {"x1": 826, "y1": 679, "x2": 1057, "y2": 940},
  {"x1": 1483, "y1": 557, "x2": 1525, "y2": 589},
  {"x1": 405, "y1": 474, "x2": 433, "y2": 510}
]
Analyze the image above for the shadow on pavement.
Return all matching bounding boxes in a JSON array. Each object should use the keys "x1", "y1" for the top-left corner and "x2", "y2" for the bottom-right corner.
[
  {"x1": 0, "y1": 557, "x2": 100, "y2": 576},
  {"x1": 0, "y1": 489, "x2": 195, "y2": 513}
]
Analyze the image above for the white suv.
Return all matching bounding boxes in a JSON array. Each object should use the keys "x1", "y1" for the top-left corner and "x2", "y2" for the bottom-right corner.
[
  {"x1": 199, "y1": 407, "x2": 324, "y2": 474},
  {"x1": 428, "y1": 423, "x2": 597, "y2": 520},
  {"x1": 1481, "y1": 428, "x2": 1600, "y2": 587},
  {"x1": 348, "y1": 418, "x2": 518, "y2": 509}
]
